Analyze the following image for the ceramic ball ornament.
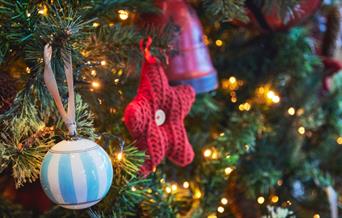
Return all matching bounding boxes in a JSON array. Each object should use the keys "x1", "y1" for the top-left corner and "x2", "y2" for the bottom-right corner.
[{"x1": 40, "y1": 138, "x2": 113, "y2": 209}]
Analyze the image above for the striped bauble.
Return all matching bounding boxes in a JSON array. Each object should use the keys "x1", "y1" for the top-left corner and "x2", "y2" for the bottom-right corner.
[{"x1": 40, "y1": 139, "x2": 113, "y2": 209}]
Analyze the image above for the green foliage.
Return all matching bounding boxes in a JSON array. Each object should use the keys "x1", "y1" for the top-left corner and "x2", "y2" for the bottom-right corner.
[{"x1": 203, "y1": 0, "x2": 249, "y2": 22}]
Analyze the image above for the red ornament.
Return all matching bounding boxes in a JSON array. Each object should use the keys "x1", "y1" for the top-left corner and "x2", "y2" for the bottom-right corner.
[
  {"x1": 142, "y1": 0, "x2": 218, "y2": 94},
  {"x1": 246, "y1": 0, "x2": 321, "y2": 31},
  {"x1": 124, "y1": 38, "x2": 195, "y2": 176},
  {"x1": 1, "y1": 177, "x2": 53, "y2": 214},
  {"x1": 322, "y1": 57, "x2": 342, "y2": 91}
]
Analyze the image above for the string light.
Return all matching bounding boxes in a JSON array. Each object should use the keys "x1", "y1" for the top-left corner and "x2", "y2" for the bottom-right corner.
[
  {"x1": 313, "y1": 214, "x2": 320, "y2": 218},
  {"x1": 147, "y1": 188, "x2": 153, "y2": 194},
  {"x1": 160, "y1": 178, "x2": 165, "y2": 184},
  {"x1": 271, "y1": 195, "x2": 279, "y2": 203},
  {"x1": 92, "y1": 81, "x2": 100, "y2": 88},
  {"x1": 91, "y1": 70, "x2": 97, "y2": 76},
  {"x1": 117, "y1": 152, "x2": 123, "y2": 161},
  {"x1": 224, "y1": 167, "x2": 233, "y2": 175},
  {"x1": 286, "y1": 200, "x2": 292, "y2": 206},
  {"x1": 203, "y1": 148, "x2": 212, "y2": 158},
  {"x1": 38, "y1": 5, "x2": 48, "y2": 16},
  {"x1": 257, "y1": 196, "x2": 265, "y2": 204},
  {"x1": 92, "y1": 22, "x2": 100, "y2": 27},
  {"x1": 183, "y1": 181, "x2": 190, "y2": 189},
  {"x1": 277, "y1": 180, "x2": 283, "y2": 186},
  {"x1": 207, "y1": 214, "x2": 217, "y2": 218},
  {"x1": 26, "y1": 67, "x2": 31, "y2": 74},
  {"x1": 165, "y1": 186, "x2": 172, "y2": 194},
  {"x1": 194, "y1": 189, "x2": 202, "y2": 199},
  {"x1": 131, "y1": 186, "x2": 136, "y2": 192},
  {"x1": 215, "y1": 40, "x2": 223, "y2": 47},
  {"x1": 239, "y1": 102, "x2": 251, "y2": 111},
  {"x1": 288, "y1": 107, "x2": 295, "y2": 116},
  {"x1": 229, "y1": 76, "x2": 236, "y2": 83},
  {"x1": 336, "y1": 137, "x2": 342, "y2": 145},
  {"x1": 171, "y1": 184, "x2": 178, "y2": 192},
  {"x1": 101, "y1": 60, "x2": 107, "y2": 66},
  {"x1": 298, "y1": 127, "x2": 305, "y2": 135},
  {"x1": 266, "y1": 90, "x2": 280, "y2": 103},
  {"x1": 203, "y1": 35, "x2": 210, "y2": 45},
  {"x1": 118, "y1": 10, "x2": 129, "y2": 20},
  {"x1": 221, "y1": 198, "x2": 228, "y2": 205},
  {"x1": 217, "y1": 206, "x2": 225, "y2": 213}
]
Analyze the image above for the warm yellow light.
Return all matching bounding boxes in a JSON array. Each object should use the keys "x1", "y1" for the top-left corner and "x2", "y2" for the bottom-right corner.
[
  {"x1": 194, "y1": 189, "x2": 202, "y2": 199},
  {"x1": 117, "y1": 152, "x2": 123, "y2": 161},
  {"x1": 203, "y1": 35, "x2": 210, "y2": 45},
  {"x1": 27, "y1": 12, "x2": 31, "y2": 17},
  {"x1": 171, "y1": 184, "x2": 178, "y2": 192},
  {"x1": 26, "y1": 67, "x2": 31, "y2": 74},
  {"x1": 109, "y1": 22, "x2": 115, "y2": 27},
  {"x1": 277, "y1": 180, "x2": 283, "y2": 186},
  {"x1": 183, "y1": 181, "x2": 190, "y2": 189},
  {"x1": 131, "y1": 186, "x2": 136, "y2": 191},
  {"x1": 244, "y1": 102, "x2": 251, "y2": 111},
  {"x1": 160, "y1": 178, "x2": 165, "y2": 184},
  {"x1": 38, "y1": 5, "x2": 48, "y2": 16},
  {"x1": 203, "y1": 149, "x2": 212, "y2": 158},
  {"x1": 207, "y1": 214, "x2": 217, "y2": 218},
  {"x1": 211, "y1": 151, "x2": 218, "y2": 159},
  {"x1": 231, "y1": 97, "x2": 237, "y2": 103},
  {"x1": 298, "y1": 126, "x2": 305, "y2": 135},
  {"x1": 165, "y1": 186, "x2": 172, "y2": 194},
  {"x1": 257, "y1": 196, "x2": 265, "y2": 204},
  {"x1": 101, "y1": 60, "x2": 107, "y2": 66},
  {"x1": 91, "y1": 70, "x2": 97, "y2": 76},
  {"x1": 271, "y1": 195, "x2": 279, "y2": 203},
  {"x1": 267, "y1": 90, "x2": 280, "y2": 103},
  {"x1": 215, "y1": 40, "x2": 223, "y2": 47},
  {"x1": 229, "y1": 76, "x2": 237, "y2": 84},
  {"x1": 93, "y1": 22, "x2": 100, "y2": 27},
  {"x1": 288, "y1": 107, "x2": 295, "y2": 116},
  {"x1": 221, "y1": 198, "x2": 228, "y2": 205},
  {"x1": 147, "y1": 188, "x2": 153, "y2": 194},
  {"x1": 239, "y1": 104, "x2": 245, "y2": 111},
  {"x1": 92, "y1": 81, "x2": 100, "y2": 88},
  {"x1": 313, "y1": 214, "x2": 320, "y2": 218},
  {"x1": 118, "y1": 9, "x2": 129, "y2": 20},
  {"x1": 336, "y1": 137, "x2": 342, "y2": 145},
  {"x1": 225, "y1": 167, "x2": 233, "y2": 175},
  {"x1": 217, "y1": 206, "x2": 225, "y2": 213}
]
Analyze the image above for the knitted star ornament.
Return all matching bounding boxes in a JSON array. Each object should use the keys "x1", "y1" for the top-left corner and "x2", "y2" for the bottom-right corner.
[{"x1": 124, "y1": 38, "x2": 195, "y2": 176}]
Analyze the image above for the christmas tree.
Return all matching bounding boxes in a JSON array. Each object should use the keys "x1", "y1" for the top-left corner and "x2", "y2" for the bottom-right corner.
[{"x1": 0, "y1": 0, "x2": 341, "y2": 217}]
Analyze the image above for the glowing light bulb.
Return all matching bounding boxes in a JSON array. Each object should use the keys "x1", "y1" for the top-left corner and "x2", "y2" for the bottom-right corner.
[
  {"x1": 221, "y1": 198, "x2": 228, "y2": 205},
  {"x1": 194, "y1": 189, "x2": 202, "y2": 199},
  {"x1": 229, "y1": 76, "x2": 236, "y2": 83},
  {"x1": 271, "y1": 195, "x2": 279, "y2": 203},
  {"x1": 117, "y1": 152, "x2": 123, "y2": 161},
  {"x1": 257, "y1": 196, "x2": 265, "y2": 204},
  {"x1": 225, "y1": 167, "x2": 233, "y2": 175},
  {"x1": 101, "y1": 60, "x2": 107, "y2": 66},
  {"x1": 160, "y1": 178, "x2": 165, "y2": 184},
  {"x1": 336, "y1": 137, "x2": 342, "y2": 145},
  {"x1": 171, "y1": 184, "x2": 178, "y2": 192},
  {"x1": 91, "y1": 70, "x2": 96, "y2": 76},
  {"x1": 298, "y1": 127, "x2": 305, "y2": 135},
  {"x1": 217, "y1": 206, "x2": 224, "y2": 213},
  {"x1": 131, "y1": 186, "x2": 136, "y2": 191},
  {"x1": 91, "y1": 81, "x2": 100, "y2": 88},
  {"x1": 92, "y1": 22, "x2": 100, "y2": 27},
  {"x1": 183, "y1": 181, "x2": 190, "y2": 189},
  {"x1": 313, "y1": 214, "x2": 320, "y2": 218},
  {"x1": 203, "y1": 149, "x2": 212, "y2": 158},
  {"x1": 215, "y1": 40, "x2": 223, "y2": 47},
  {"x1": 288, "y1": 107, "x2": 295, "y2": 116},
  {"x1": 165, "y1": 187, "x2": 172, "y2": 193},
  {"x1": 207, "y1": 214, "x2": 217, "y2": 218},
  {"x1": 38, "y1": 5, "x2": 48, "y2": 16},
  {"x1": 118, "y1": 10, "x2": 129, "y2": 20},
  {"x1": 26, "y1": 67, "x2": 31, "y2": 74}
]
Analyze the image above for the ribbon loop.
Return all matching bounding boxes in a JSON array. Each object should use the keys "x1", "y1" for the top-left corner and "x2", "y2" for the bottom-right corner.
[
  {"x1": 43, "y1": 44, "x2": 77, "y2": 136},
  {"x1": 139, "y1": 37, "x2": 156, "y2": 63}
]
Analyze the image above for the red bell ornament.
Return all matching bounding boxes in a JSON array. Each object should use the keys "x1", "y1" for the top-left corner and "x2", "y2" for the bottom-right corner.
[{"x1": 144, "y1": 0, "x2": 218, "y2": 94}]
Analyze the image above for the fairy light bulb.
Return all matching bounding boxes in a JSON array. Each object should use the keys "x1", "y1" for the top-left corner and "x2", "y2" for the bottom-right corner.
[
  {"x1": 336, "y1": 137, "x2": 342, "y2": 145},
  {"x1": 131, "y1": 186, "x2": 136, "y2": 191},
  {"x1": 203, "y1": 149, "x2": 212, "y2": 158},
  {"x1": 93, "y1": 22, "x2": 100, "y2": 27},
  {"x1": 217, "y1": 206, "x2": 224, "y2": 213},
  {"x1": 215, "y1": 40, "x2": 223, "y2": 47},
  {"x1": 313, "y1": 214, "x2": 320, "y2": 218},
  {"x1": 91, "y1": 81, "x2": 100, "y2": 88},
  {"x1": 271, "y1": 195, "x2": 279, "y2": 203},
  {"x1": 288, "y1": 107, "x2": 295, "y2": 116},
  {"x1": 118, "y1": 10, "x2": 129, "y2": 20},
  {"x1": 171, "y1": 184, "x2": 178, "y2": 192},
  {"x1": 117, "y1": 152, "x2": 123, "y2": 161},
  {"x1": 38, "y1": 5, "x2": 48, "y2": 16},
  {"x1": 165, "y1": 187, "x2": 172, "y2": 194},
  {"x1": 183, "y1": 181, "x2": 190, "y2": 189},
  {"x1": 221, "y1": 198, "x2": 228, "y2": 205},
  {"x1": 224, "y1": 167, "x2": 233, "y2": 175},
  {"x1": 101, "y1": 60, "x2": 107, "y2": 66},
  {"x1": 257, "y1": 196, "x2": 265, "y2": 204},
  {"x1": 298, "y1": 127, "x2": 305, "y2": 135},
  {"x1": 194, "y1": 189, "x2": 202, "y2": 199}
]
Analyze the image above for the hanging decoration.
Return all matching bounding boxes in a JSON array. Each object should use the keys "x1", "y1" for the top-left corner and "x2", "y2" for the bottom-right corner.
[
  {"x1": 142, "y1": 0, "x2": 218, "y2": 94},
  {"x1": 39, "y1": 44, "x2": 113, "y2": 209},
  {"x1": 124, "y1": 38, "x2": 195, "y2": 176}
]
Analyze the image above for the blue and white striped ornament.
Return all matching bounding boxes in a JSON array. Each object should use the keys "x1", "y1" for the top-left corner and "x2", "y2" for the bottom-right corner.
[{"x1": 40, "y1": 139, "x2": 113, "y2": 209}]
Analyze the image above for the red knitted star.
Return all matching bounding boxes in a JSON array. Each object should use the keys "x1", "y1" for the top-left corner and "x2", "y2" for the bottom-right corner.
[{"x1": 124, "y1": 39, "x2": 195, "y2": 176}]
